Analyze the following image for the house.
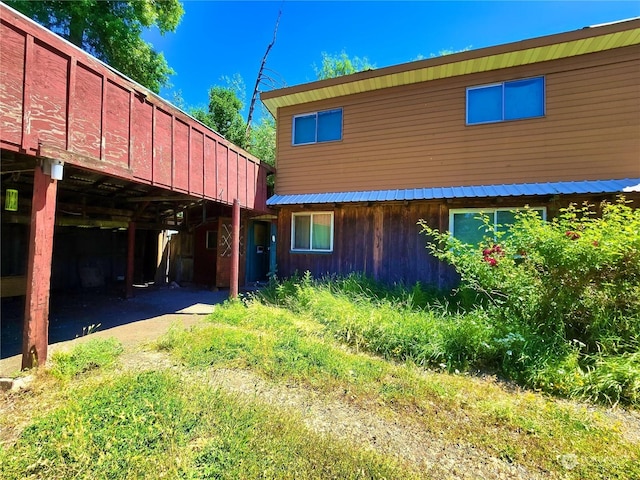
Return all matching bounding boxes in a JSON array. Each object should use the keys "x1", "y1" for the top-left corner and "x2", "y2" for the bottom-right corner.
[{"x1": 260, "y1": 19, "x2": 640, "y2": 287}]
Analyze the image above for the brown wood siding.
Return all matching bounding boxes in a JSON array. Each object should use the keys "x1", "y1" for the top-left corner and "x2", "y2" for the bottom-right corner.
[
  {"x1": 275, "y1": 47, "x2": 640, "y2": 196},
  {"x1": 276, "y1": 202, "x2": 455, "y2": 287},
  {"x1": 275, "y1": 193, "x2": 640, "y2": 287}
]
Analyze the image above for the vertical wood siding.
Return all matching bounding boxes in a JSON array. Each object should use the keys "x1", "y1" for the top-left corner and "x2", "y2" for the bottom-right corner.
[
  {"x1": 0, "y1": 5, "x2": 270, "y2": 212},
  {"x1": 275, "y1": 193, "x2": 640, "y2": 287},
  {"x1": 275, "y1": 47, "x2": 640, "y2": 196},
  {"x1": 276, "y1": 202, "x2": 457, "y2": 287}
]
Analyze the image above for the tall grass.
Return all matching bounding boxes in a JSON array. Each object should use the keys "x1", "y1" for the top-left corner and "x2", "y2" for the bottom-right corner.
[{"x1": 258, "y1": 273, "x2": 640, "y2": 407}]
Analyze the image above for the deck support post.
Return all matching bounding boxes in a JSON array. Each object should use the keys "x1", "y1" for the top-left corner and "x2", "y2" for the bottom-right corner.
[
  {"x1": 22, "y1": 165, "x2": 58, "y2": 370},
  {"x1": 230, "y1": 199, "x2": 240, "y2": 299},
  {"x1": 125, "y1": 221, "x2": 136, "y2": 298}
]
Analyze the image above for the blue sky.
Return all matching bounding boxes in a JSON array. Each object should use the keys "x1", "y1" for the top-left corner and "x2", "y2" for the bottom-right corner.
[{"x1": 143, "y1": 1, "x2": 640, "y2": 118}]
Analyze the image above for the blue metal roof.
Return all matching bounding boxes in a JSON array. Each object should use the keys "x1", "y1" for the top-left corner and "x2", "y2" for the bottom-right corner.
[{"x1": 267, "y1": 178, "x2": 640, "y2": 206}]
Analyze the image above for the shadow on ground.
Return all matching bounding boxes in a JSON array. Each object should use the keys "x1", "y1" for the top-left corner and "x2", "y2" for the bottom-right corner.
[{"x1": 1, "y1": 285, "x2": 231, "y2": 359}]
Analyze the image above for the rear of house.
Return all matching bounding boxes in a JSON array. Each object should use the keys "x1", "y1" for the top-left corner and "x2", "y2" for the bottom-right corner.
[{"x1": 261, "y1": 19, "x2": 640, "y2": 287}]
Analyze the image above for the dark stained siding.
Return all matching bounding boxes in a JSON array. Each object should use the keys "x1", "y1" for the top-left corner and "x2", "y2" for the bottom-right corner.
[
  {"x1": 275, "y1": 47, "x2": 640, "y2": 196},
  {"x1": 275, "y1": 193, "x2": 640, "y2": 287},
  {"x1": 276, "y1": 202, "x2": 455, "y2": 287}
]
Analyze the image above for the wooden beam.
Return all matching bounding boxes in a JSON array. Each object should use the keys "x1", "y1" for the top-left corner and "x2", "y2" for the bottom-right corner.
[
  {"x1": 1, "y1": 213, "x2": 180, "y2": 231},
  {"x1": 22, "y1": 166, "x2": 58, "y2": 369},
  {"x1": 230, "y1": 198, "x2": 240, "y2": 299},
  {"x1": 126, "y1": 195, "x2": 198, "y2": 202}
]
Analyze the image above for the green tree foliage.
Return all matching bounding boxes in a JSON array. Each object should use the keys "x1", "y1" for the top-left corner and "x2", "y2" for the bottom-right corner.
[
  {"x1": 7, "y1": 0, "x2": 184, "y2": 93},
  {"x1": 191, "y1": 82, "x2": 275, "y2": 167},
  {"x1": 198, "y1": 85, "x2": 248, "y2": 148},
  {"x1": 249, "y1": 116, "x2": 276, "y2": 166},
  {"x1": 314, "y1": 51, "x2": 375, "y2": 79}
]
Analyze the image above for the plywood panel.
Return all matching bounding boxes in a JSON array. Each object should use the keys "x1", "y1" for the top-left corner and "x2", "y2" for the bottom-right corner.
[
  {"x1": 131, "y1": 99, "x2": 153, "y2": 181},
  {"x1": 153, "y1": 107, "x2": 172, "y2": 187},
  {"x1": 0, "y1": 21, "x2": 25, "y2": 148},
  {"x1": 237, "y1": 153, "x2": 247, "y2": 206},
  {"x1": 216, "y1": 142, "x2": 229, "y2": 203},
  {"x1": 173, "y1": 119, "x2": 189, "y2": 192},
  {"x1": 104, "y1": 80, "x2": 130, "y2": 165},
  {"x1": 246, "y1": 161, "x2": 256, "y2": 210},
  {"x1": 30, "y1": 40, "x2": 68, "y2": 149},
  {"x1": 204, "y1": 136, "x2": 217, "y2": 199},
  {"x1": 190, "y1": 129, "x2": 204, "y2": 196},
  {"x1": 275, "y1": 47, "x2": 640, "y2": 196},
  {"x1": 71, "y1": 64, "x2": 102, "y2": 158}
]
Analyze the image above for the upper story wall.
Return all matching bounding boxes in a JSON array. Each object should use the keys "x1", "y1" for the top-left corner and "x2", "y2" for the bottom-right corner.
[{"x1": 273, "y1": 46, "x2": 639, "y2": 196}]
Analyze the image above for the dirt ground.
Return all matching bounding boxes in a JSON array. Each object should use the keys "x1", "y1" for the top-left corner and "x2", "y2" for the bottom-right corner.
[{"x1": 0, "y1": 284, "x2": 230, "y2": 376}]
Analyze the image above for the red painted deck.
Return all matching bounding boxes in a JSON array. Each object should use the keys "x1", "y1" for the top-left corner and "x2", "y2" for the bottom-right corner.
[{"x1": 0, "y1": 4, "x2": 270, "y2": 212}]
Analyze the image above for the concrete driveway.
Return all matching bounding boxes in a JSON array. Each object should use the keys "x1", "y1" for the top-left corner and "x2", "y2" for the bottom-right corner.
[{"x1": 0, "y1": 285, "x2": 231, "y2": 376}]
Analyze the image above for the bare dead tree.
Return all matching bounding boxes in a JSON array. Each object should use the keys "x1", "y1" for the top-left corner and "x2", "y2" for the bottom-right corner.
[{"x1": 245, "y1": 9, "x2": 282, "y2": 142}]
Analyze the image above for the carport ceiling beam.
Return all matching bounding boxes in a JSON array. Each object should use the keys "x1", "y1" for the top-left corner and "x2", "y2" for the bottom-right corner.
[{"x1": 127, "y1": 195, "x2": 198, "y2": 202}]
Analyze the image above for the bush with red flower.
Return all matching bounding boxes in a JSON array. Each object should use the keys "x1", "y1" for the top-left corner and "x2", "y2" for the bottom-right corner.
[{"x1": 419, "y1": 197, "x2": 640, "y2": 405}]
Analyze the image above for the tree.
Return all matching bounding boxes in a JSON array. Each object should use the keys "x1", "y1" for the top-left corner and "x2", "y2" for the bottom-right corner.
[
  {"x1": 7, "y1": 0, "x2": 184, "y2": 93},
  {"x1": 194, "y1": 85, "x2": 248, "y2": 149},
  {"x1": 190, "y1": 77, "x2": 275, "y2": 167},
  {"x1": 248, "y1": 116, "x2": 276, "y2": 167},
  {"x1": 314, "y1": 51, "x2": 375, "y2": 80}
]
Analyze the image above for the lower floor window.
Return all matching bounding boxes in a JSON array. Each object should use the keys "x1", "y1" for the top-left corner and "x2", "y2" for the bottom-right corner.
[
  {"x1": 450, "y1": 207, "x2": 546, "y2": 245},
  {"x1": 292, "y1": 212, "x2": 334, "y2": 252}
]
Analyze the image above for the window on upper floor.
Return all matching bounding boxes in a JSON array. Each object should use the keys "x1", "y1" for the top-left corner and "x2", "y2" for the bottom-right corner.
[
  {"x1": 291, "y1": 211, "x2": 334, "y2": 252},
  {"x1": 292, "y1": 108, "x2": 342, "y2": 145},
  {"x1": 466, "y1": 77, "x2": 545, "y2": 125},
  {"x1": 450, "y1": 207, "x2": 546, "y2": 246}
]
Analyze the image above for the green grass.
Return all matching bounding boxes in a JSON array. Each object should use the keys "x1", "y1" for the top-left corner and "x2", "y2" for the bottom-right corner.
[
  {"x1": 0, "y1": 371, "x2": 418, "y2": 480},
  {"x1": 156, "y1": 299, "x2": 640, "y2": 480},
  {"x1": 48, "y1": 337, "x2": 123, "y2": 380}
]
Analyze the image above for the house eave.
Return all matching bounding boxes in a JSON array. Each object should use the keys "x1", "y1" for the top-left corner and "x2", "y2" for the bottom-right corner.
[{"x1": 261, "y1": 18, "x2": 640, "y2": 116}]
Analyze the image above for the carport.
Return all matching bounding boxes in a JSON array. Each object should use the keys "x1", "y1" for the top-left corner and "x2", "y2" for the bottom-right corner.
[{"x1": 0, "y1": 4, "x2": 273, "y2": 369}]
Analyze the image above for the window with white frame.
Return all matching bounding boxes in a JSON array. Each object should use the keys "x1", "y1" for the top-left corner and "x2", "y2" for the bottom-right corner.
[
  {"x1": 450, "y1": 207, "x2": 546, "y2": 246},
  {"x1": 291, "y1": 212, "x2": 334, "y2": 252},
  {"x1": 292, "y1": 108, "x2": 342, "y2": 145},
  {"x1": 466, "y1": 77, "x2": 545, "y2": 125}
]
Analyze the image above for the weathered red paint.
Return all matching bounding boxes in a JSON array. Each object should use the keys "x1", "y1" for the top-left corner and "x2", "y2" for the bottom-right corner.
[
  {"x1": 125, "y1": 221, "x2": 136, "y2": 299},
  {"x1": 0, "y1": 3, "x2": 272, "y2": 212},
  {"x1": 230, "y1": 199, "x2": 240, "y2": 299},
  {"x1": 22, "y1": 166, "x2": 57, "y2": 369}
]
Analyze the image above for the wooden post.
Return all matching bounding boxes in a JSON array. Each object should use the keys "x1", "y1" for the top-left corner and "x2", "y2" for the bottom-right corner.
[
  {"x1": 22, "y1": 165, "x2": 58, "y2": 369},
  {"x1": 230, "y1": 199, "x2": 240, "y2": 299},
  {"x1": 125, "y1": 221, "x2": 136, "y2": 298}
]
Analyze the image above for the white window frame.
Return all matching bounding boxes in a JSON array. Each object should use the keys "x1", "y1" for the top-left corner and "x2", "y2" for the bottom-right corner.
[
  {"x1": 466, "y1": 76, "x2": 545, "y2": 125},
  {"x1": 292, "y1": 108, "x2": 343, "y2": 146},
  {"x1": 291, "y1": 211, "x2": 334, "y2": 253},
  {"x1": 449, "y1": 207, "x2": 547, "y2": 242}
]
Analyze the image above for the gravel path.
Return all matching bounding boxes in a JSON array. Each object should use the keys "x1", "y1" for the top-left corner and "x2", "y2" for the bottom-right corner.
[{"x1": 121, "y1": 350, "x2": 545, "y2": 479}]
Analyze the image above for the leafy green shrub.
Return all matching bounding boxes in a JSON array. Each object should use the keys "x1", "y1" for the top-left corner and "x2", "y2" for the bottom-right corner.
[
  {"x1": 419, "y1": 197, "x2": 640, "y2": 405},
  {"x1": 49, "y1": 338, "x2": 123, "y2": 379}
]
